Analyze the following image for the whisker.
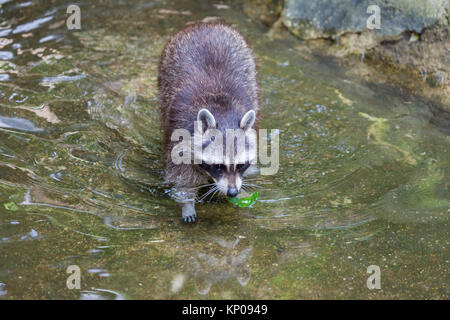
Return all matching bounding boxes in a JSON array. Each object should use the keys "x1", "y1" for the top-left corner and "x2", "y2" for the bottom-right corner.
[
  {"x1": 243, "y1": 184, "x2": 261, "y2": 189},
  {"x1": 243, "y1": 179, "x2": 262, "y2": 183},
  {"x1": 197, "y1": 190, "x2": 208, "y2": 201},
  {"x1": 213, "y1": 189, "x2": 223, "y2": 202},
  {"x1": 198, "y1": 186, "x2": 217, "y2": 202},
  {"x1": 192, "y1": 183, "x2": 216, "y2": 190},
  {"x1": 207, "y1": 189, "x2": 220, "y2": 202},
  {"x1": 242, "y1": 185, "x2": 258, "y2": 193},
  {"x1": 198, "y1": 190, "x2": 212, "y2": 202},
  {"x1": 243, "y1": 182, "x2": 259, "y2": 186}
]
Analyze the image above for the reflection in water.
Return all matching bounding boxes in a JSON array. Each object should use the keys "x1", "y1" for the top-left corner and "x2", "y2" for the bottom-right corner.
[
  {"x1": 0, "y1": 282, "x2": 7, "y2": 297},
  {"x1": 0, "y1": 0, "x2": 448, "y2": 299},
  {"x1": 189, "y1": 237, "x2": 252, "y2": 295},
  {"x1": 0, "y1": 51, "x2": 14, "y2": 60},
  {"x1": 13, "y1": 16, "x2": 54, "y2": 35},
  {"x1": 0, "y1": 116, "x2": 43, "y2": 132},
  {"x1": 41, "y1": 75, "x2": 86, "y2": 84},
  {"x1": 79, "y1": 288, "x2": 125, "y2": 300}
]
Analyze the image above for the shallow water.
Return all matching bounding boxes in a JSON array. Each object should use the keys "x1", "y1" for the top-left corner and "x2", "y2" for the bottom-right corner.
[{"x1": 0, "y1": 0, "x2": 448, "y2": 299}]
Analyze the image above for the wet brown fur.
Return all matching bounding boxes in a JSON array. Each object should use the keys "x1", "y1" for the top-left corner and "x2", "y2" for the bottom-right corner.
[{"x1": 158, "y1": 23, "x2": 261, "y2": 188}]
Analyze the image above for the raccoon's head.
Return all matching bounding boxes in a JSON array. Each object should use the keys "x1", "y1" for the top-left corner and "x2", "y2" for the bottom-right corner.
[{"x1": 195, "y1": 108, "x2": 257, "y2": 198}]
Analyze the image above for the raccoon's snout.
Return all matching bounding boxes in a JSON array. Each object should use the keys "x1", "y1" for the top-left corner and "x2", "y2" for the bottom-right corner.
[
  {"x1": 213, "y1": 177, "x2": 240, "y2": 198},
  {"x1": 227, "y1": 187, "x2": 238, "y2": 198}
]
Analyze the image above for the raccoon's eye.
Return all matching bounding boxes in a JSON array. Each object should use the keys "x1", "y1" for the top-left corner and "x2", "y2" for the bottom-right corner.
[
  {"x1": 200, "y1": 162, "x2": 211, "y2": 170},
  {"x1": 213, "y1": 164, "x2": 226, "y2": 172},
  {"x1": 236, "y1": 162, "x2": 250, "y2": 172}
]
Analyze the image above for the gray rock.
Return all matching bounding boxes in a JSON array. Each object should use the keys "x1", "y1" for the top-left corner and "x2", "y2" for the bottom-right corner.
[{"x1": 282, "y1": 0, "x2": 449, "y2": 40}]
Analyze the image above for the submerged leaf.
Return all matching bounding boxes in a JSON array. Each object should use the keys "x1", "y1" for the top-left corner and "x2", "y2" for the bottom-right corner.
[
  {"x1": 228, "y1": 192, "x2": 258, "y2": 208},
  {"x1": 4, "y1": 202, "x2": 19, "y2": 211}
]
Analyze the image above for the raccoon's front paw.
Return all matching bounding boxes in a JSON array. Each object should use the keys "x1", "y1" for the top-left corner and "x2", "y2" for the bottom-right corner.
[{"x1": 182, "y1": 203, "x2": 197, "y2": 223}]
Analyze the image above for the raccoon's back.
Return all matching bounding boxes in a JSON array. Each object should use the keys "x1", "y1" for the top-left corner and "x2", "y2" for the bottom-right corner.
[{"x1": 158, "y1": 23, "x2": 258, "y2": 126}]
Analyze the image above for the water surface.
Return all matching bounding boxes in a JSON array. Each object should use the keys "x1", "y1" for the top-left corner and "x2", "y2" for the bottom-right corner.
[{"x1": 0, "y1": 0, "x2": 448, "y2": 299}]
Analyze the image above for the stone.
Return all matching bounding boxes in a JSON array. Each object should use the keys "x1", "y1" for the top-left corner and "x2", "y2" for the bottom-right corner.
[{"x1": 281, "y1": 0, "x2": 448, "y2": 40}]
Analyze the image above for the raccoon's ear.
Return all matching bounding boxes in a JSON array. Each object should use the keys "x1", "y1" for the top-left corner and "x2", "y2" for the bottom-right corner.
[
  {"x1": 197, "y1": 108, "x2": 216, "y2": 133},
  {"x1": 240, "y1": 110, "x2": 256, "y2": 131}
]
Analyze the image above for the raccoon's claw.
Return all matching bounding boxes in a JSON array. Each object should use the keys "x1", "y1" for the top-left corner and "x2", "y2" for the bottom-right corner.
[
  {"x1": 182, "y1": 202, "x2": 197, "y2": 223},
  {"x1": 183, "y1": 214, "x2": 196, "y2": 223}
]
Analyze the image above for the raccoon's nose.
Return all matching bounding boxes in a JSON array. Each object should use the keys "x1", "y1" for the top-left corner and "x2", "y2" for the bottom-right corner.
[{"x1": 227, "y1": 187, "x2": 238, "y2": 198}]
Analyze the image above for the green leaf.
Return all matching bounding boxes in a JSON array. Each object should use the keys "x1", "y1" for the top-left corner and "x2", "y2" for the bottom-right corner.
[
  {"x1": 4, "y1": 202, "x2": 19, "y2": 211},
  {"x1": 228, "y1": 192, "x2": 258, "y2": 208}
]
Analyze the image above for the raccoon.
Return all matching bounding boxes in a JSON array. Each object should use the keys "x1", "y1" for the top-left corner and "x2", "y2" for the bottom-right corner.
[{"x1": 158, "y1": 23, "x2": 260, "y2": 223}]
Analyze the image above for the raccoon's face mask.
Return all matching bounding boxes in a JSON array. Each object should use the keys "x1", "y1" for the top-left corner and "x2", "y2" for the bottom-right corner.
[{"x1": 196, "y1": 108, "x2": 256, "y2": 198}]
